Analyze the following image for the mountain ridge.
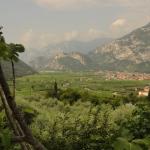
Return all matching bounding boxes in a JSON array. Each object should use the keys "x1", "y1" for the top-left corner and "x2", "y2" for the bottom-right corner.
[
  {"x1": 44, "y1": 52, "x2": 97, "y2": 71},
  {"x1": 21, "y1": 37, "x2": 112, "y2": 65},
  {"x1": 2, "y1": 60, "x2": 37, "y2": 79},
  {"x1": 89, "y1": 22, "x2": 150, "y2": 73},
  {"x1": 25, "y1": 22, "x2": 150, "y2": 73}
]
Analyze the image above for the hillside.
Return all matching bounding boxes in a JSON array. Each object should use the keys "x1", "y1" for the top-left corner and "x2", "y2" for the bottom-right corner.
[
  {"x1": 1, "y1": 60, "x2": 36, "y2": 79},
  {"x1": 21, "y1": 38, "x2": 112, "y2": 65},
  {"x1": 90, "y1": 22, "x2": 150, "y2": 73},
  {"x1": 25, "y1": 22, "x2": 150, "y2": 73},
  {"x1": 45, "y1": 52, "x2": 97, "y2": 71}
]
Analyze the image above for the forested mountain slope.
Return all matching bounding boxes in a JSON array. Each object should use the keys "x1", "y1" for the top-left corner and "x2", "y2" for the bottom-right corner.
[{"x1": 1, "y1": 60, "x2": 36, "y2": 79}]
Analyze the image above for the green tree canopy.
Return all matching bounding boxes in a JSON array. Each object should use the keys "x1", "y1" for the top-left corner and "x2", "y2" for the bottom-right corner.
[
  {"x1": 0, "y1": 27, "x2": 25, "y2": 61},
  {"x1": 0, "y1": 27, "x2": 9, "y2": 60},
  {"x1": 8, "y1": 43, "x2": 25, "y2": 61}
]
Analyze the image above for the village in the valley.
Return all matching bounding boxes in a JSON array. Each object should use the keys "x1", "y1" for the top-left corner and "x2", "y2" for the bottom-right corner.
[
  {"x1": 138, "y1": 86, "x2": 150, "y2": 97},
  {"x1": 104, "y1": 71, "x2": 150, "y2": 81},
  {"x1": 106, "y1": 71, "x2": 150, "y2": 97},
  {"x1": 95, "y1": 71, "x2": 150, "y2": 97}
]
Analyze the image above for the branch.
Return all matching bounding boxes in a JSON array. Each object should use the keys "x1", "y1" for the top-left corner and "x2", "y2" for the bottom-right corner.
[
  {"x1": 12, "y1": 136, "x2": 26, "y2": 143},
  {"x1": 0, "y1": 64, "x2": 47, "y2": 150}
]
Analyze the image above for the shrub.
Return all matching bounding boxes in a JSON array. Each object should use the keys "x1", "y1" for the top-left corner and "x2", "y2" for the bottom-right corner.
[{"x1": 60, "y1": 89, "x2": 81, "y2": 105}]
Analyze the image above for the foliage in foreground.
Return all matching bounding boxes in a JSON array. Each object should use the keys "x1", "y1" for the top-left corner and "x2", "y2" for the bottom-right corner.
[
  {"x1": 0, "y1": 72, "x2": 150, "y2": 149},
  {"x1": 1, "y1": 93, "x2": 150, "y2": 149}
]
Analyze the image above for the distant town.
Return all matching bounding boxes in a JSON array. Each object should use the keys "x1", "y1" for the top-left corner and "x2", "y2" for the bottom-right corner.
[{"x1": 100, "y1": 71, "x2": 150, "y2": 80}]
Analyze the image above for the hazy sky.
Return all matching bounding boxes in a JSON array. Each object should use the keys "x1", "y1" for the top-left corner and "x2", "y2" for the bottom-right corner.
[{"x1": 0, "y1": 0, "x2": 150, "y2": 49}]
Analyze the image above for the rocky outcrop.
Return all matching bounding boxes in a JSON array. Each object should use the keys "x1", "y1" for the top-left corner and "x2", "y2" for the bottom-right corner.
[{"x1": 90, "y1": 22, "x2": 150, "y2": 73}]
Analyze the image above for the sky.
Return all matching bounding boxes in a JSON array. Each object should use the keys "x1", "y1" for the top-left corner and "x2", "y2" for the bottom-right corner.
[{"x1": 0, "y1": 0, "x2": 150, "y2": 49}]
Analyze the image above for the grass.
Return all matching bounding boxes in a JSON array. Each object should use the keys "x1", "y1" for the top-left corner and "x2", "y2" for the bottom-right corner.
[
  {"x1": 15, "y1": 72, "x2": 150, "y2": 99},
  {"x1": 4, "y1": 72, "x2": 150, "y2": 150}
]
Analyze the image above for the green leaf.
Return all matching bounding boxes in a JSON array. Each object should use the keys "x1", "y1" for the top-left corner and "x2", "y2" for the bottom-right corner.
[
  {"x1": 130, "y1": 143, "x2": 142, "y2": 150},
  {"x1": 114, "y1": 138, "x2": 143, "y2": 150},
  {"x1": 133, "y1": 137, "x2": 150, "y2": 148},
  {"x1": 114, "y1": 138, "x2": 130, "y2": 150},
  {"x1": 1, "y1": 129, "x2": 12, "y2": 150}
]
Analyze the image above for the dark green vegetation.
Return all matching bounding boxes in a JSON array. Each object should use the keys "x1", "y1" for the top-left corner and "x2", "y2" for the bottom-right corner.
[
  {"x1": 1, "y1": 72, "x2": 150, "y2": 150},
  {"x1": 16, "y1": 72, "x2": 149, "y2": 101},
  {"x1": 1, "y1": 60, "x2": 36, "y2": 79},
  {"x1": 1, "y1": 25, "x2": 150, "y2": 149},
  {"x1": 0, "y1": 27, "x2": 46, "y2": 150}
]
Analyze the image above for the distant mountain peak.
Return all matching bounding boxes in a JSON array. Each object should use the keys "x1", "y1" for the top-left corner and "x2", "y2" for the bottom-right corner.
[
  {"x1": 43, "y1": 51, "x2": 98, "y2": 71},
  {"x1": 91, "y1": 22, "x2": 150, "y2": 73},
  {"x1": 21, "y1": 37, "x2": 113, "y2": 65},
  {"x1": 25, "y1": 22, "x2": 150, "y2": 73}
]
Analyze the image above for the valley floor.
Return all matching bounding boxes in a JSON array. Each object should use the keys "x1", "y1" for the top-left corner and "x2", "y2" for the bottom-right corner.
[{"x1": 1, "y1": 72, "x2": 150, "y2": 150}]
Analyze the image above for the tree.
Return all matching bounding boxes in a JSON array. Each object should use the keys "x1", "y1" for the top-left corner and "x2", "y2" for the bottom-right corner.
[
  {"x1": 113, "y1": 137, "x2": 148, "y2": 150},
  {"x1": 0, "y1": 27, "x2": 47, "y2": 150},
  {"x1": 8, "y1": 43, "x2": 25, "y2": 99},
  {"x1": 53, "y1": 81, "x2": 58, "y2": 99},
  {"x1": 0, "y1": 26, "x2": 9, "y2": 60}
]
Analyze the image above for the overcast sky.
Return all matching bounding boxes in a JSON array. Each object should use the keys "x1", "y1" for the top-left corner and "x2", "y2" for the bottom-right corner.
[{"x1": 0, "y1": 0, "x2": 150, "y2": 49}]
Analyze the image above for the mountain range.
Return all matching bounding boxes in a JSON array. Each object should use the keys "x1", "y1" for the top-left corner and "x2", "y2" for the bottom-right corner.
[
  {"x1": 25, "y1": 22, "x2": 150, "y2": 73},
  {"x1": 21, "y1": 37, "x2": 112, "y2": 66},
  {"x1": 44, "y1": 52, "x2": 98, "y2": 71},
  {"x1": 90, "y1": 22, "x2": 150, "y2": 73}
]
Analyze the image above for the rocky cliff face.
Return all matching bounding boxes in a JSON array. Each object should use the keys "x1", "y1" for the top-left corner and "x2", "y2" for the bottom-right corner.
[
  {"x1": 27, "y1": 22, "x2": 150, "y2": 73},
  {"x1": 45, "y1": 53, "x2": 65, "y2": 70},
  {"x1": 90, "y1": 22, "x2": 150, "y2": 73},
  {"x1": 45, "y1": 52, "x2": 97, "y2": 71},
  {"x1": 21, "y1": 38, "x2": 112, "y2": 65}
]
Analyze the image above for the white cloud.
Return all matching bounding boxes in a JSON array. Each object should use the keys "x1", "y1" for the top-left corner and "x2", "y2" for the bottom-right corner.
[
  {"x1": 20, "y1": 28, "x2": 105, "y2": 49},
  {"x1": 33, "y1": 0, "x2": 150, "y2": 10},
  {"x1": 20, "y1": 29, "x2": 34, "y2": 46},
  {"x1": 111, "y1": 18, "x2": 127, "y2": 28},
  {"x1": 34, "y1": 0, "x2": 97, "y2": 10},
  {"x1": 79, "y1": 28, "x2": 104, "y2": 41},
  {"x1": 109, "y1": 18, "x2": 131, "y2": 37},
  {"x1": 20, "y1": 30, "x2": 53, "y2": 49},
  {"x1": 63, "y1": 31, "x2": 79, "y2": 41},
  {"x1": 32, "y1": 0, "x2": 150, "y2": 38}
]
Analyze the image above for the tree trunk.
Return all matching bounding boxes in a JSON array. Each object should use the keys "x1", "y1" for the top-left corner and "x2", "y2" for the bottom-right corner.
[
  {"x1": 0, "y1": 89, "x2": 28, "y2": 150},
  {"x1": 11, "y1": 59, "x2": 16, "y2": 99},
  {"x1": 0, "y1": 63, "x2": 47, "y2": 150}
]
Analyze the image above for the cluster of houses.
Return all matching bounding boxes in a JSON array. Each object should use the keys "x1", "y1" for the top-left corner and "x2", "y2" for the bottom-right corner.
[
  {"x1": 112, "y1": 86, "x2": 150, "y2": 97},
  {"x1": 138, "y1": 86, "x2": 150, "y2": 97},
  {"x1": 104, "y1": 71, "x2": 150, "y2": 80},
  {"x1": 93, "y1": 71, "x2": 150, "y2": 97}
]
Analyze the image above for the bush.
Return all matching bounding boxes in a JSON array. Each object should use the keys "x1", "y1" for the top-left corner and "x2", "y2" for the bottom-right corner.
[{"x1": 60, "y1": 88, "x2": 81, "y2": 105}]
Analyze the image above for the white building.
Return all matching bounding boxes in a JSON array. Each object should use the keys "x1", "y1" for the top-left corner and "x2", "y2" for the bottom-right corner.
[{"x1": 138, "y1": 86, "x2": 150, "y2": 97}]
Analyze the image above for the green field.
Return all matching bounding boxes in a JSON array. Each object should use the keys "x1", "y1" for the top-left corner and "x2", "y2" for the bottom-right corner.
[
  {"x1": 15, "y1": 72, "x2": 149, "y2": 99},
  {"x1": 1, "y1": 72, "x2": 150, "y2": 150}
]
